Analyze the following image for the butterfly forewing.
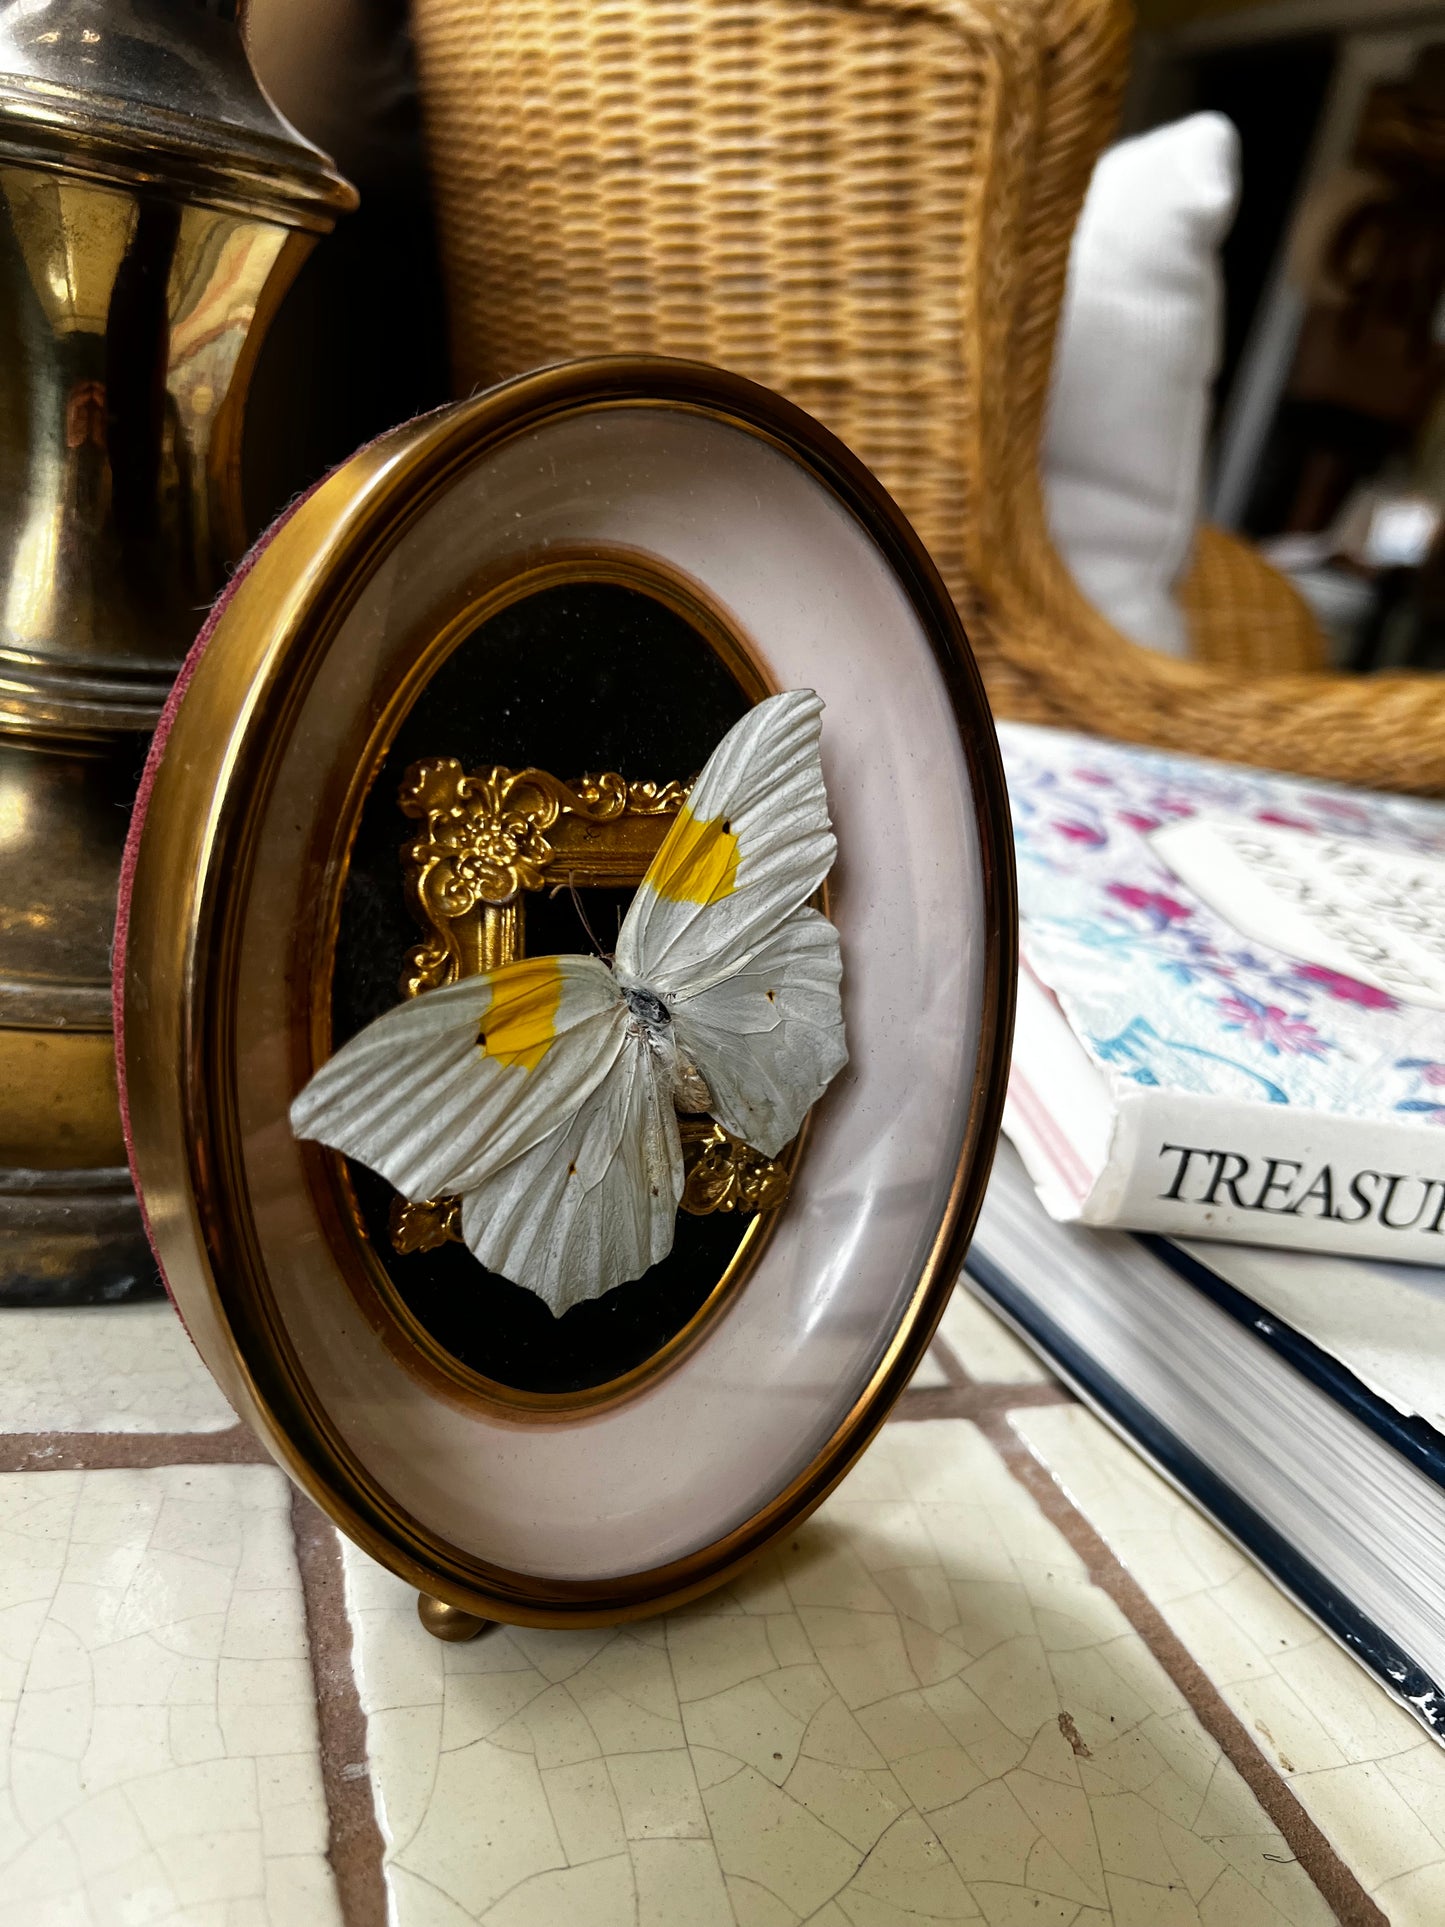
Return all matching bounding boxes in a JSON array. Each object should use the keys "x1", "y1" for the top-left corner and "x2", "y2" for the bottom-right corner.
[
  {"x1": 617, "y1": 688, "x2": 847, "y2": 1162},
  {"x1": 289, "y1": 953, "x2": 632, "y2": 1206},
  {"x1": 667, "y1": 904, "x2": 846, "y2": 1159},
  {"x1": 614, "y1": 690, "x2": 837, "y2": 999}
]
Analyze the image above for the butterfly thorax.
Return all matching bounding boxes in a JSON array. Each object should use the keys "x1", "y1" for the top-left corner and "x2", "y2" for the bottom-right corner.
[
  {"x1": 622, "y1": 985, "x2": 670, "y2": 1030},
  {"x1": 618, "y1": 975, "x2": 713, "y2": 1114}
]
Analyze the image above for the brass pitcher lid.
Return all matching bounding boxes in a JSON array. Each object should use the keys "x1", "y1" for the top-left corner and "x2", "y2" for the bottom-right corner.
[{"x1": 0, "y1": 0, "x2": 355, "y2": 226}]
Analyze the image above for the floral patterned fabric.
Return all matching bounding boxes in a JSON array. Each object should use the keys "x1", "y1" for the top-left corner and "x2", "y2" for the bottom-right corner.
[{"x1": 1001, "y1": 722, "x2": 1445, "y2": 1123}]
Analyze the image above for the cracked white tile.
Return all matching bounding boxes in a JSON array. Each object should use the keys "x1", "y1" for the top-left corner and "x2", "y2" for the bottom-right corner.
[
  {"x1": 542, "y1": 1758, "x2": 624, "y2": 1863},
  {"x1": 0, "y1": 1305, "x2": 236, "y2": 1434},
  {"x1": 0, "y1": 1463, "x2": 338, "y2": 1927},
  {"x1": 609, "y1": 1747, "x2": 709, "y2": 1839},
  {"x1": 343, "y1": 1419, "x2": 1331, "y2": 1925},
  {"x1": 1015, "y1": 1402, "x2": 1445, "y2": 1922}
]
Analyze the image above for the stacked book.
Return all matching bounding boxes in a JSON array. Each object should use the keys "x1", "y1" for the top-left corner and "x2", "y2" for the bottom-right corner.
[{"x1": 976, "y1": 723, "x2": 1445, "y2": 1738}]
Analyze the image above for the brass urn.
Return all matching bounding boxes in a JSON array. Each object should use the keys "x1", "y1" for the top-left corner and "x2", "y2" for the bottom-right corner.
[{"x1": 0, "y1": 0, "x2": 353, "y2": 1299}]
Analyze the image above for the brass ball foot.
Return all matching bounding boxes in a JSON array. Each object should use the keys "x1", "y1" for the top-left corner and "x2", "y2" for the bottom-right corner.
[{"x1": 416, "y1": 1592, "x2": 495, "y2": 1642}]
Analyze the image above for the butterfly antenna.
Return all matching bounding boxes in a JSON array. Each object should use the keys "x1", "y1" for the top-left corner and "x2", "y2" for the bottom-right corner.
[{"x1": 551, "y1": 871, "x2": 612, "y2": 963}]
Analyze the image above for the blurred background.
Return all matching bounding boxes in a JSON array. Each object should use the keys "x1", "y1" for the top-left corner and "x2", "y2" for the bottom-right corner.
[
  {"x1": 1129, "y1": 0, "x2": 1445, "y2": 675},
  {"x1": 239, "y1": 0, "x2": 1445, "y2": 720}
]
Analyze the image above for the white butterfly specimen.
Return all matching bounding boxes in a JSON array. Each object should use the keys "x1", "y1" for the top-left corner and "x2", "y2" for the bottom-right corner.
[{"x1": 290, "y1": 689, "x2": 847, "y2": 1315}]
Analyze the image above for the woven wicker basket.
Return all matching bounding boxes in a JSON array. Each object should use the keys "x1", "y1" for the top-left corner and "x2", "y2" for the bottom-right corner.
[{"x1": 411, "y1": 0, "x2": 1445, "y2": 794}]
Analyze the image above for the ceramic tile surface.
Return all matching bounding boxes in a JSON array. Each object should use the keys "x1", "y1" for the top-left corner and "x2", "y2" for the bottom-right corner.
[
  {"x1": 343, "y1": 1418, "x2": 1333, "y2": 1927},
  {"x1": 0, "y1": 1462, "x2": 340, "y2": 1927},
  {"x1": 1015, "y1": 1403, "x2": 1445, "y2": 1923},
  {"x1": 940, "y1": 1286, "x2": 1052, "y2": 1385},
  {"x1": 0, "y1": 1303, "x2": 236, "y2": 1434}
]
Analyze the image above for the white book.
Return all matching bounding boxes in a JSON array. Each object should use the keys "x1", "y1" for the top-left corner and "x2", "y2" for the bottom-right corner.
[{"x1": 1002, "y1": 722, "x2": 1445, "y2": 1263}]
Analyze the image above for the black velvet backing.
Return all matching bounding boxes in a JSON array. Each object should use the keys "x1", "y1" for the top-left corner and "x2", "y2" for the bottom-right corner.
[{"x1": 331, "y1": 582, "x2": 753, "y2": 1394}]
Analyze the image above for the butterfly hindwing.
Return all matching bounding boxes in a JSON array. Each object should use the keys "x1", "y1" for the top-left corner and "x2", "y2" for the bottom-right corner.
[
  {"x1": 458, "y1": 1038, "x2": 683, "y2": 1315},
  {"x1": 668, "y1": 904, "x2": 846, "y2": 1159}
]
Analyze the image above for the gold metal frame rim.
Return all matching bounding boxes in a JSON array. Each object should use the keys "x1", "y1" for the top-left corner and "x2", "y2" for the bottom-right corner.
[{"x1": 121, "y1": 355, "x2": 1018, "y2": 1626}]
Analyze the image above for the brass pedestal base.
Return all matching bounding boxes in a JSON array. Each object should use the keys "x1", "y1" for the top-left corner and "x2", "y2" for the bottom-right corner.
[
  {"x1": 416, "y1": 1593, "x2": 495, "y2": 1642},
  {"x1": 0, "y1": 1168, "x2": 163, "y2": 1305}
]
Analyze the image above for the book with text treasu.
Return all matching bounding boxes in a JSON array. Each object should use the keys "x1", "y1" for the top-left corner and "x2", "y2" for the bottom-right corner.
[{"x1": 1002, "y1": 721, "x2": 1445, "y2": 1262}]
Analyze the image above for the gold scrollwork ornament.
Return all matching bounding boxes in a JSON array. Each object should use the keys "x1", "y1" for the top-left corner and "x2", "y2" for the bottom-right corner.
[
  {"x1": 398, "y1": 760, "x2": 690, "y2": 996},
  {"x1": 678, "y1": 1119, "x2": 792, "y2": 1215}
]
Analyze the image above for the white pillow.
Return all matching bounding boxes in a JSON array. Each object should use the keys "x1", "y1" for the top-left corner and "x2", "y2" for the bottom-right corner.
[{"x1": 1043, "y1": 113, "x2": 1241, "y2": 658}]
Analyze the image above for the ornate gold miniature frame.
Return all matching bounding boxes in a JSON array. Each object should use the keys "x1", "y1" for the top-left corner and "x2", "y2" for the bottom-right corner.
[{"x1": 389, "y1": 755, "x2": 791, "y2": 1255}]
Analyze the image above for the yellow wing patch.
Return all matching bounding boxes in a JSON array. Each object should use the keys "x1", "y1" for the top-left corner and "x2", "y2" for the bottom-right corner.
[
  {"x1": 477, "y1": 955, "x2": 563, "y2": 1072},
  {"x1": 645, "y1": 805, "x2": 739, "y2": 906}
]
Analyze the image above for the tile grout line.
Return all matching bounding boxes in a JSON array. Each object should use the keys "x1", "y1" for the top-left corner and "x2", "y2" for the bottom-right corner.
[
  {"x1": 0, "y1": 1384, "x2": 1386, "y2": 1923},
  {"x1": 894, "y1": 1380, "x2": 1074, "y2": 1421},
  {"x1": 0, "y1": 1422, "x2": 392, "y2": 1922},
  {"x1": 0, "y1": 1372, "x2": 1056, "y2": 1927},
  {"x1": 928, "y1": 1330, "x2": 974, "y2": 1388},
  {"x1": 0, "y1": 1384, "x2": 1067, "y2": 1464},
  {"x1": 289, "y1": 1485, "x2": 391, "y2": 1927},
  {"x1": 0, "y1": 1425, "x2": 270, "y2": 1471},
  {"x1": 974, "y1": 1405, "x2": 1388, "y2": 1927}
]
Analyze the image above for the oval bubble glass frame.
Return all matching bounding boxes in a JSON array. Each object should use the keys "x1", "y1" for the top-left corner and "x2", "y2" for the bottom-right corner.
[{"x1": 118, "y1": 357, "x2": 1016, "y2": 1626}]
